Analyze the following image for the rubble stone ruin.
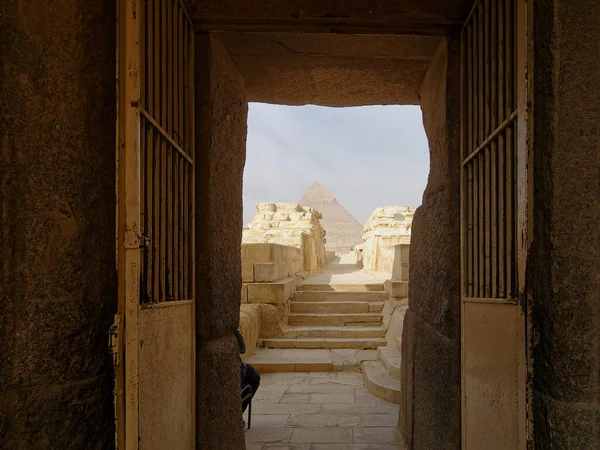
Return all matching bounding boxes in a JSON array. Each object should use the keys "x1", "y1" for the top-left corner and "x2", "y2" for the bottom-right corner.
[
  {"x1": 298, "y1": 181, "x2": 364, "y2": 255},
  {"x1": 242, "y1": 202, "x2": 328, "y2": 274},
  {"x1": 358, "y1": 205, "x2": 415, "y2": 276}
]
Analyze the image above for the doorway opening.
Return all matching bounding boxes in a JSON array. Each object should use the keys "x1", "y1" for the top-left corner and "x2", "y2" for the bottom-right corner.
[{"x1": 239, "y1": 102, "x2": 429, "y2": 446}]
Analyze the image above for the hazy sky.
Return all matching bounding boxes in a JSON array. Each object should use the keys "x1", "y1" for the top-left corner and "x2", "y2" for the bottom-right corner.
[{"x1": 243, "y1": 103, "x2": 430, "y2": 226}]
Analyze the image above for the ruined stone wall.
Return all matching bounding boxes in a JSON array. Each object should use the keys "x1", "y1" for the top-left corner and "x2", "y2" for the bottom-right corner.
[
  {"x1": 533, "y1": 1, "x2": 600, "y2": 447},
  {"x1": 361, "y1": 205, "x2": 414, "y2": 276},
  {"x1": 241, "y1": 243, "x2": 303, "y2": 283},
  {"x1": 194, "y1": 34, "x2": 248, "y2": 450},
  {"x1": 400, "y1": 38, "x2": 462, "y2": 449},
  {"x1": 243, "y1": 202, "x2": 326, "y2": 274},
  {"x1": 0, "y1": 1, "x2": 117, "y2": 448}
]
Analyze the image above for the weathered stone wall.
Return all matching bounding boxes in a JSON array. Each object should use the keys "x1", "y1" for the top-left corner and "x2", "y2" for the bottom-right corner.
[
  {"x1": 361, "y1": 206, "x2": 414, "y2": 276},
  {"x1": 243, "y1": 202, "x2": 326, "y2": 274},
  {"x1": 382, "y1": 244, "x2": 410, "y2": 349},
  {"x1": 240, "y1": 204, "x2": 326, "y2": 350},
  {"x1": 195, "y1": 34, "x2": 248, "y2": 449},
  {"x1": 241, "y1": 243, "x2": 303, "y2": 283},
  {"x1": 400, "y1": 38, "x2": 462, "y2": 449},
  {"x1": 0, "y1": 1, "x2": 117, "y2": 448},
  {"x1": 533, "y1": 0, "x2": 600, "y2": 447}
]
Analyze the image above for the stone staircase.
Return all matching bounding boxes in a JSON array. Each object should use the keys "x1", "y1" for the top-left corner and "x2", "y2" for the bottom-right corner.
[
  {"x1": 260, "y1": 282, "x2": 388, "y2": 349},
  {"x1": 362, "y1": 346, "x2": 402, "y2": 404}
]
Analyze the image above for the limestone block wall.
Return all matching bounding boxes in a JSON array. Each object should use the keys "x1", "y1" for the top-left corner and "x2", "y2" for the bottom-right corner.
[
  {"x1": 243, "y1": 202, "x2": 326, "y2": 274},
  {"x1": 361, "y1": 206, "x2": 414, "y2": 276},
  {"x1": 241, "y1": 243, "x2": 303, "y2": 283},
  {"x1": 380, "y1": 244, "x2": 409, "y2": 349}
]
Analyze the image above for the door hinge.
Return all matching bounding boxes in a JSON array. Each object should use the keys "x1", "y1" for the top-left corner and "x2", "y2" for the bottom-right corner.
[{"x1": 109, "y1": 314, "x2": 122, "y2": 368}]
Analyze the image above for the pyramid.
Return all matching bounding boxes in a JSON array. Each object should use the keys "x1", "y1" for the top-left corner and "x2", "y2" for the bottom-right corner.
[{"x1": 298, "y1": 181, "x2": 364, "y2": 254}]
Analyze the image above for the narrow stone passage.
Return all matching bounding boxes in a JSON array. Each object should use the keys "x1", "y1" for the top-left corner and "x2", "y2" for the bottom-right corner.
[{"x1": 244, "y1": 371, "x2": 404, "y2": 450}]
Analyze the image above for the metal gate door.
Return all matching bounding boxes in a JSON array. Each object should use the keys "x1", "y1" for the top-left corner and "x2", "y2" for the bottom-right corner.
[
  {"x1": 116, "y1": 0, "x2": 195, "y2": 448},
  {"x1": 460, "y1": 0, "x2": 533, "y2": 448}
]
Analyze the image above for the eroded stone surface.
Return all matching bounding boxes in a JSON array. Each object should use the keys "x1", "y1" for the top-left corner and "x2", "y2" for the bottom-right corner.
[
  {"x1": 359, "y1": 206, "x2": 413, "y2": 277},
  {"x1": 243, "y1": 203, "x2": 326, "y2": 275},
  {"x1": 244, "y1": 372, "x2": 403, "y2": 448}
]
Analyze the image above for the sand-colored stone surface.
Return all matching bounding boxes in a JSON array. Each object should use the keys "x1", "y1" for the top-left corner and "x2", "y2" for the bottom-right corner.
[
  {"x1": 244, "y1": 372, "x2": 404, "y2": 449},
  {"x1": 360, "y1": 206, "x2": 414, "y2": 277},
  {"x1": 244, "y1": 203, "x2": 326, "y2": 274}
]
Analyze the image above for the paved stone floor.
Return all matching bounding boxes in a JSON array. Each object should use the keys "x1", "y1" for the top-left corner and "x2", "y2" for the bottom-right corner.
[
  {"x1": 246, "y1": 349, "x2": 378, "y2": 373},
  {"x1": 244, "y1": 372, "x2": 404, "y2": 450},
  {"x1": 300, "y1": 254, "x2": 386, "y2": 285}
]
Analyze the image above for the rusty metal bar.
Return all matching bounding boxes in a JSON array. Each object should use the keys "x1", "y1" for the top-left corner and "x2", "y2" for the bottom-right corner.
[
  {"x1": 140, "y1": 108, "x2": 193, "y2": 164},
  {"x1": 461, "y1": 110, "x2": 517, "y2": 166},
  {"x1": 165, "y1": 0, "x2": 174, "y2": 300},
  {"x1": 505, "y1": 0, "x2": 515, "y2": 298},
  {"x1": 188, "y1": 23, "x2": 195, "y2": 302},
  {"x1": 177, "y1": 6, "x2": 184, "y2": 300},
  {"x1": 472, "y1": 154, "x2": 480, "y2": 296},
  {"x1": 478, "y1": 4, "x2": 484, "y2": 148},
  {"x1": 478, "y1": 153, "x2": 485, "y2": 298},
  {"x1": 490, "y1": 0, "x2": 498, "y2": 298}
]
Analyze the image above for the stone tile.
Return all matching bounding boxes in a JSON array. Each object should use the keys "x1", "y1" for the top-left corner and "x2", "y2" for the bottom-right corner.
[
  {"x1": 292, "y1": 350, "x2": 335, "y2": 361},
  {"x1": 310, "y1": 444, "x2": 400, "y2": 450},
  {"x1": 252, "y1": 414, "x2": 291, "y2": 427},
  {"x1": 261, "y1": 383, "x2": 291, "y2": 392},
  {"x1": 376, "y1": 402, "x2": 399, "y2": 414},
  {"x1": 256, "y1": 390, "x2": 287, "y2": 403},
  {"x1": 246, "y1": 427, "x2": 293, "y2": 443},
  {"x1": 320, "y1": 403, "x2": 378, "y2": 414},
  {"x1": 251, "y1": 350, "x2": 297, "y2": 361},
  {"x1": 336, "y1": 372, "x2": 364, "y2": 382},
  {"x1": 353, "y1": 427, "x2": 400, "y2": 443},
  {"x1": 290, "y1": 427, "x2": 353, "y2": 443},
  {"x1": 264, "y1": 444, "x2": 310, "y2": 450},
  {"x1": 254, "y1": 362, "x2": 297, "y2": 373},
  {"x1": 288, "y1": 414, "x2": 364, "y2": 428},
  {"x1": 253, "y1": 402, "x2": 321, "y2": 415},
  {"x1": 270, "y1": 372, "x2": 309, "y2": 378},
  {"x1": 309, "y1": 377, "x2": 364, "y2": 387},
  {"x1": 331, "y1": 349, "x2": 358, "y2": 360},
  {"x1": 363, "y1": 414, "x2": 398, "y2": 427},
  {"x1": 288, "y1": 384, "x2": 354, "y2": 394},
  {"x1": 305, "y1": 372, "x2": 338, "y2": 378},
  {"x1": 280, "y1": 394, "x2": 312, "y2": 403},
  {"x1": 245, "y1": 443, "x2": 265, "y2": 450},
  {"x1": 356, "y1": 350, "x2": 378, "y2": 361},
  {"x1": 354, "y1": 388, "x2": 382, "y2": 404},
  {"x1": 353, "y1": 386, "x2": 371, "y2": 395},
  {"x1": 310, "y1": 394, "x2": 355, "y2": 404},
  {"x1": 268, "y1": 373, "x2": 308, "y2": 385},
  {"x1": 296, "y1": 362, "x2": 334, "y2": 372}
]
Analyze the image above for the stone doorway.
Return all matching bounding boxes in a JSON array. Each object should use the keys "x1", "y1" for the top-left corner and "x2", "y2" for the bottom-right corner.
[
  {"x1": 6, "y1": 1, "x2": 600, "y2": 449},
  {"x1": 194, "y1": 28, "x2": 463, "y2": 449}
]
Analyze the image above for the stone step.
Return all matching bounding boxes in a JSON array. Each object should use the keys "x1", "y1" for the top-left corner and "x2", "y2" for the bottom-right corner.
[
  {"x1": 282, "y1": 326, "x2": 387, "y2": 339},
  {"x1": 290, "y1": 301, "x2": 385, "y2": 314},
  {"x1": 297, "y1": 283, "x2": 385, "y2": 292},
  {"x1": 362, "y1": 360, "x2": 402, "y2": 404},
  {"x1": 260, "y1": 337, "x2": 387, "y2": 350},
  {"x1": 244, "y1": 348, "x2": 379, "y2": 373},
  {"x1": 292, "y1": 290, "x2": 388, "y2": 302},
  {"x1": 377, "y1": 346, "x2": 402, "y2": 380},
  {"x1": 288, "y1": 313, "x2": 383, "y2": 327}
]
